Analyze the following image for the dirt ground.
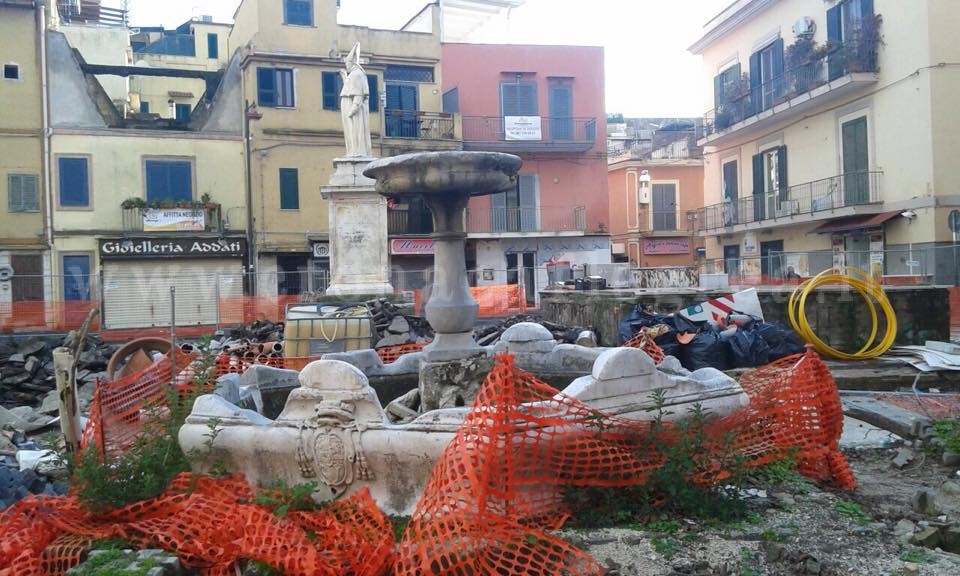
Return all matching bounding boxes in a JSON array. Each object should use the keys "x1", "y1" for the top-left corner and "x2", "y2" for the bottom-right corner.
[{"x1": 560, "y1": 448, "x2": 960, "y2": 576}]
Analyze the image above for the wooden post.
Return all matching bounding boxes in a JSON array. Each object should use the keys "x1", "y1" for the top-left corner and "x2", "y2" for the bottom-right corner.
[{"x1": 53, "y1": 347, "x2": 80, "y2": 453}]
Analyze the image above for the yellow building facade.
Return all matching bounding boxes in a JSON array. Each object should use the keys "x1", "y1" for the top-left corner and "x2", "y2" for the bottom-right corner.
[
  {"x1": 691, "y1": 0, "x2": 960, "y2": 283},
  {"x1": 0, "y1": 0, "x2": 49, "y2": 304},
  {"x1": 229, "y1": 0, "x2": 461, "y2": 296}
]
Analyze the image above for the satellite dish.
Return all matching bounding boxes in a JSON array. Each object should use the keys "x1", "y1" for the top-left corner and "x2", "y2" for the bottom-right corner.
[{"x1": 792, "y1": 16, "x2": 816, "y2": 38}]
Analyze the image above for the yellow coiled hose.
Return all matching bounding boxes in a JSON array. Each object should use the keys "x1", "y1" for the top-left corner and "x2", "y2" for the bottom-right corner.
[{"x1": 787, "y1": 267, "x2": 897, "y2": 360}]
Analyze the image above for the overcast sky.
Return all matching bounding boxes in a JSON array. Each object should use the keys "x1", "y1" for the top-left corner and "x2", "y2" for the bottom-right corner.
[{"x1": 124, "y1": 0, "x2": 729, "y2": 117}]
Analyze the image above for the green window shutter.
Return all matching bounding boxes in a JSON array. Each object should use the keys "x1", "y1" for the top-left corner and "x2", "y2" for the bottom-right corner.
[
  {"x1": 8, "y1": 174, "x2": 23, "y2": 212},
  {"x1": 280, "y1": 168, "x2": 299, "y2": 210},
  {"x1": 257, "y1": 67, "x2": 277, "y2": 107},
  {"x1": 752, "y1": 153, "x2": 765, "y2": 221},
  {"x1": 777, "y1": 146, "x2": 788, "y2": 199},
  {"x1": 367, "y1": 74, "x2": 379, "y2": 112},
  {"x1": 207, "y1": 33, "x2": 219, "y2": 59}
]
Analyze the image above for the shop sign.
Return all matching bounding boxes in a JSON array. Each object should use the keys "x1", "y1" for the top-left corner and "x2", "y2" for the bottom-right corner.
[
  {"x1": 642, "y1": 238, "x2": 690, "y2": 255},
  {"x1": 504, "y1": 116, "x2": 542, "y2": 141},
  {"x1": 99, "y1": 237, "x2": 246, "y2": 259},
  {"x1": 390, "y1": 238, "x2": 434, "y2": 255},
  {"x1": 143, "y1": 209, "x2": 205, "y2": 232}
]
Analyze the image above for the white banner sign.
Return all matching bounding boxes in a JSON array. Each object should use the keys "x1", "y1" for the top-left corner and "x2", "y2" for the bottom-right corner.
[
  {"x1": 143, "y1": 208, "x2": 205, "y2": 232},
  {"x1": 504, "y1": 116, "x2": 542, "y2": 141}
]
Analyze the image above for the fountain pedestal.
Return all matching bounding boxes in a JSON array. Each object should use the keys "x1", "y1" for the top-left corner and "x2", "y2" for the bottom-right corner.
[{"x1": 321, "y1": 158, "x2": 393, "y2": 296}]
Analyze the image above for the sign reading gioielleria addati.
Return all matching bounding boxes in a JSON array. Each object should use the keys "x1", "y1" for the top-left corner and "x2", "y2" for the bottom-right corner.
[{"x1": 99, "y1": 237, "x2": 247, "y2": 259}]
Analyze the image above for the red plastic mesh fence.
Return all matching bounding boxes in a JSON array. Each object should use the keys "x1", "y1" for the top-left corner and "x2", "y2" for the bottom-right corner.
[
  {"x1": 394, "y1": 350, "x2": 855, "y2": 575},
  {"x1": 0, "y1": 475, "x2": 394, "y2": 576},
  {"x1": 376, "y1": 342, "x2": 429, "y2": 364},
  {"x1": 624, "y1": 328, "x2": 666, "y2": 365}
]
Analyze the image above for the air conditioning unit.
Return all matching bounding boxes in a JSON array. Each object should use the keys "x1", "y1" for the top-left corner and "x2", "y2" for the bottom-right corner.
[
  {"x1": 792, "y1": 17, "x2": 816, "y2": 38},
  {"x1": 200, "y1": 15, "x2": 214, "y2": 23}
]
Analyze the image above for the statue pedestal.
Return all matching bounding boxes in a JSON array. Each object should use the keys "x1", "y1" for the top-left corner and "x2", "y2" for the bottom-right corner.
[{"x1": 321, "y1": 158, "x2": 393, "y2": 296}]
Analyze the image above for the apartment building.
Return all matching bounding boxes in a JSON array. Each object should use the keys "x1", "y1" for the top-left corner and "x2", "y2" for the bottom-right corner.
[
  {"x1": 228, "y1": 0, "x2": 461, "y2": 297},
  {"x1": 690, "y1": 0, "x2": 960, "y2": 283},
  {"x1": 0, "y1": 0, "x2": 49, "y2": 309},
  {"x1": 607, "y1": 121, "x2": 704, "y2": 268},
  {"x1": 441, "y1": 43, "x2": 609, "y2": 304}
]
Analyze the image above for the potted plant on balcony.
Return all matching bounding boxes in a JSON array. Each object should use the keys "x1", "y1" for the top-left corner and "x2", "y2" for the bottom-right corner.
[
  {"x1": 120, "y1": 197, "x2": 147, "y2": 212},
  {"x1": 200, "y1": 193, "x2": 218, "y2": 211},
  {"x1": 846, "y1": 14, "x2": 883, "y2": 73}
]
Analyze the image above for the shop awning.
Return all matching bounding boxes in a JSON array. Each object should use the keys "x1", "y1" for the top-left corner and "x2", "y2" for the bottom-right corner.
[{"x1": 813, "y1": 211, "x2": 901, "y2": 234}]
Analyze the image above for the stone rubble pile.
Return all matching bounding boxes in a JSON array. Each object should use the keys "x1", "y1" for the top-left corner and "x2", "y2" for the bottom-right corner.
[
  {"x1": 366, "y1": 298, "x2": 434, "y2": 349},
  {"x1": 0, "y1": 430, "x2": 69, "y2": 509},
  {"x1": 0, "y1": 333, "x2": 113, "y2": 409}
]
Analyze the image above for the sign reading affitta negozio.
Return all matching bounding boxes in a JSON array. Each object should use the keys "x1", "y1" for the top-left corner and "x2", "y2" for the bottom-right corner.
[{"x1": 99, "y1": 237, "x2": 247, "y2": 260}]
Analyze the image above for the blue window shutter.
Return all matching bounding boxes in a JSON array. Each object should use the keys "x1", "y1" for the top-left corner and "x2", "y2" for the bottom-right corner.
[
  {"x1": 146, "y1": 161, "x2": 192, "y2": 203},
  {"x1": 367, "y1": 74, "x2": 379, "y2": 112},
  {"x1": 284, "y1": 0, "x2": 313, "y2": 26},
  {"x1": 207, "y1": 33, "x2": 218, "y2": 59},
  {"x1": 280, "y1": 168, "x2": 299, "y2": 210},
  {"x1": 257, "y1": 67, "x2": 276, "y2": 107},
  {"x1": 175, "y1": 103, "x2": 191, "y2": 123},
  {"x1": 772, "y1": 38, "x2": 785, "y2": 100},
  {"x1": 322, "y1": 71, "x2": 341, "y2": 110},
  {"x1": 171, "y1": 162, "x2": 192, "y2": 201},
  {"x1": 713, "y1": 73, "x2": 724, "y2": 111},
  {"x1": 58, "y1": 157, "x2": 89, "y2": 207},
  {"x1": 139, "y1": 101, "x2": 149, "y2": 113},
  {"x1": 827, "y1": 5, "x2": 843, "y2": 80},
  {"x1": 861, "y1": 0, "x2": 874, "y2": 17},
  {"x1": 749, "y1": 51, "x2": 762, "y2": 115}
]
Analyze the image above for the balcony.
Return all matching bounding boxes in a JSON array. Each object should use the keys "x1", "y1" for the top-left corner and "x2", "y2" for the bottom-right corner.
[
  {"x1": 702, "y1": 37, "x2": 879, "y2": 146},
  {"x1": 638, "y1": 210, "x2": 699, "y2": 236},
  {"x1": 384, "y1": 111, "x2": 458, "y2": 140},
  {"x1": 462, "y1": 116, "x2": 597, "y2": 153},
  {"x1": 466, "y1": 206, "x2": 587, "y2": 236},
  {"x1": 122, "y1": 205, "x2": 224, "y2": 234},
  {"x1": 137, "y1": 34, "x2": 197, "y2": 57},
  {"x1": 388, "y1": 206, "x2": 434, "y2": 236},
  {"x1": 696, "y1": 171, "x2": 882, "y2": 233}
]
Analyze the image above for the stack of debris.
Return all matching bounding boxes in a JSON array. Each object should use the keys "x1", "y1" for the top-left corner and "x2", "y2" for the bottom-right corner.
[
  {"x1": 0, "y1": 333, "x2": 113, "y2": 409},
  {"x1": 366, "y1": 299, "x2": 434, "y2": 349},
  {"x1": 223, "y1": 319, "x2": 284, "y2": 343},
  {"x1": 1, "y1": 430, "x2": 69, "y2": 508},
  {"x1": 474, "y1": 314, "x2": 595, "y2": 347}
]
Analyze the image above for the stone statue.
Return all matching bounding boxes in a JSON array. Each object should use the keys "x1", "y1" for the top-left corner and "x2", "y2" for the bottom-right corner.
[{"x1": 340, "y1": 43, "x2": 373, "y2": 158}]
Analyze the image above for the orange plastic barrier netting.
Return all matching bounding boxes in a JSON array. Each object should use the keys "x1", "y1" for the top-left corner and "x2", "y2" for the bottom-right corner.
[
  {"x1": 0, "y1": 475, "x2": 394, "y2": 576},
  {"x1": 624, "y1": 328, "x2": 666, "y2": 365},
  {"x1": 471, "y1": 284, "x2": 527, "y2": 317},
  {"x1": 394, "y1": 350, "x2": 855, "y2": 575},
  {"x1": 376, "y1": 342, "x2": 429, "y2": 364}
]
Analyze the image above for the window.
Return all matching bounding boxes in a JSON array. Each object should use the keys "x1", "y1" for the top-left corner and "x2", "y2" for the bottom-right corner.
[
  {"x1": 139, "y1": 101, "x2": 150, "y2": 113},
  {"x1": 492, "y1": 174, "x2": 537, "y2": 232},
  {"x1": 749, "y1": 39, "x2": 784, "y2": 113},
  {"x1": 207, "y1": 33, "x2": 219, "y2": 59},
  {"x1": 145, "y1": 160, "x2": 192, "y2": 203},
  {"x1": 279, "y1": 168, "x2": 299, "y2": 210},
  {"x1": 384, "y1": 65, "x2": 434, "y2": 84},
  {"x1": 175, "y1": 103, "x2": 191, "y2": 123},
  {"x1": 751, "y1": 146, "x2": 787, "y2": 220},
  {"x1": 62, "y1": 255, "x2": 91, "y2": 301},
  {"x1": 385, "y1": 83, "x2": 419, "y2": 137},
  {"x1": 842, "y1": 116, "x2": 870, "y2": 204},
  {"x1": 284, "y1": 0, "x2": 313, "y2": 26},
  {"x1": 8, "y1": 174, "x2": 39, "y2": 213},
  {"x1": 828, "y1": 0, "x2": 877, "y2": 80},
  {"x1": 652, "y1": 183, "x2": 677, "y2": 231},
  {"x1": 722, "y1": 160, "x2": 738, "y2": 226},
  {"x1": 3, "y1": 64, "x2": 20, "y2": 80},
  {"x1": 500, "y1": 81, "x2": 537, "y2": 117},
  {"x1": 442, "y1": 88, "x2": 459, "y2": 114},
  {"x1": 58, "y1": 157, "x2": 89, "y2": 208},
  {"x1": 321, "y1": 71, "x2": 379, "y2": 112},
  {"x1": 257, "y1": 67, "x2": 295, "y2": 108},
  {"x1": 548, "y1": 80, "x2": 573, "y2": 140}
]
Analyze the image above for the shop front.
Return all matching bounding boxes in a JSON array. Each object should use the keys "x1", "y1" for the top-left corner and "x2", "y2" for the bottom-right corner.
[
  {"x1": 389, "y1": 238, "x2": 434, "y2": 292},
  {"x1": 98, "y1": 237, "x2": 246, "y2": 329}
]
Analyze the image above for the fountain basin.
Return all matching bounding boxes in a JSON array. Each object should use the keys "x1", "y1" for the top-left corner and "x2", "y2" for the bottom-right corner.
[{"x1": 363, "y1": 151, "x2": 521, "y2": 199}]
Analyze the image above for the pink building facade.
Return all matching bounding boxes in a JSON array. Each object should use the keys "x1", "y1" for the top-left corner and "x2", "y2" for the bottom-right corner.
[{"x1": 441, "y1": 43, "x2": 610, "y2": 304}]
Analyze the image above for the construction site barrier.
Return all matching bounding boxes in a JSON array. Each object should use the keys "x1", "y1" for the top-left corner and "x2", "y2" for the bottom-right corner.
[
  {"x1": 470, "y1": 284, "x2": 527, "y2": 317},
  {"x1": 8, "y1": 348, "x2": 853, "y2": 574}
]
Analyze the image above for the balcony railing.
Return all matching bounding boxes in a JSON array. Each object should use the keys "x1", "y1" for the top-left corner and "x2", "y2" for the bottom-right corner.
[
  {"x1": 57, "y1": 1, "x2": 128, "y2": 27},
  {"x1": 137, "y1": 34, "x2": 197, "y2": 57},
  {"x1": 466, "y1": 206, "x2": 587, "y2": 234},
  {"x1": 696, "y1": 171, "x2": 882, "y2": 232},
  {"x1": 384, "y1": 111, "x2": 457, "y2": 140},
  {"x1": 639, "y1": 210, "x2": 698, "y2": 234},
  {"x1": 122, "y1": 205, "x2": 224, "y2": 233},
  {"x1": 462, "y1": 116, "x2": 597, "y2": 152},
  {"x1": 388, "y1": 207, "x2": 434, "y2": 235},
  {"x1": 704, "y1": 37, "x2": 879, "y2": 137}
]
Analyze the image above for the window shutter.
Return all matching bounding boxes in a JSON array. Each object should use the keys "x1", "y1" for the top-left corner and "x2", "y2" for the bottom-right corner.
[
  {"x1": 257, "y1": 67, "x2": 277, "y2": 107},
  {"x1": 771, "y1": 38, "x2": 785, "y2": 100},
  {"x1": 21, "y1": 175, "x2": 39, "y2": 212},
  {"x1": 385, "y1": 83, "x2": 401, "y2": 111},
  {"x1": 861, "y1": 0, "x2": 874, "y2": 18},
  {"x1": 713, "y1": 73, "x2": 724, "y2": 111},
  {"x1": 752, "y1": 153, "x2": 764, "y2": 221},
  {"x1": 207, "y1": 33, "x2": 218, "y2": 59},
  {"x1": 59, "y1": 158, "x2": 89, "y2": 207},
  {"x1": 322, "y1": 71, "x2": 341, "y2": 110},
  {"x1": 501, "y1": 82, "x2": 537, "y2": 117},
  {"x1": 749, "y1": 51, "x2": 762, "y2": 115},
  {"x1": 491, "y1": 192, "x2": 506, "y2": 232},
  {"x1": 8, "y1": 175, "x2": 23, "y2": 212},
  {"x1": 280, "y1": 168, "x2": 299, "y2": 210},
  {"x1": 518, "y1": 175, "x2": 537, "y2": 231},
  {"x1": 777, "y1": 146, "x2": 788, "y2": 200},
  {"x1": 367, "y1": 74, "x2": 379, "y2": 112}
]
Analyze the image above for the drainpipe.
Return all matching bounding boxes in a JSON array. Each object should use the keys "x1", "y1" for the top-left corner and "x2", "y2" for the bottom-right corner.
[
  {"x1": 39, "y1": 1, "x2": 53, "y2": 249},
  {"x1": 244, "y1": 100, "x2": 259, "y2": 295}
]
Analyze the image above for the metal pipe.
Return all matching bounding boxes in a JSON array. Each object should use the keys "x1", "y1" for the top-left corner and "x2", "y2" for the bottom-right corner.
[
  {"x1": 39, "y1": 2, "x2": 53, "y2": 248},
  {"x1": 170, "y1": 286, "x2": 176, "y2": 384},
  {"x1": 244, "y1": 100, "x2": 257, "y2": 295}
]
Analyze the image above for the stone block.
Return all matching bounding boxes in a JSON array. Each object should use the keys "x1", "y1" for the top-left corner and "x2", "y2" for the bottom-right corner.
[
  {"x1": 419, "y1": 353, "x2": 494, "y2": 412},
  {"x1": 214, "y1": 373, "x2": 241, "y2": 405}
]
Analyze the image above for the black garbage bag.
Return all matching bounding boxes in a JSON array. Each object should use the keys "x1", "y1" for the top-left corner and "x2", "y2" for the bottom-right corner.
[
  {"x1": 654, "y1": 331, "x2": 681, "y2": 360},
  {"x1": 618, "y1": 306, "x2": 669, "y2": 344},
  {"x1": 755, "y1": 322, "x2": 806, "y2": 361},
  {"x1": 726, "y1": 327, "x2": 771, "y2": 368},
  {"x1": 680, "y1": 330, "x2": 730, "y2": 372}
]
